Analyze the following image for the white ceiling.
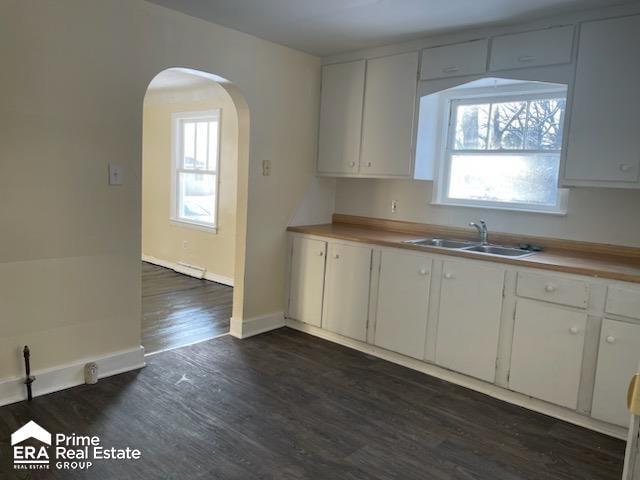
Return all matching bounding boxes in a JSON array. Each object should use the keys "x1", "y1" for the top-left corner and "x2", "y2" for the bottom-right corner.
[{"x1": 145, "y1": 0, "x2": 631, "y2": 56}]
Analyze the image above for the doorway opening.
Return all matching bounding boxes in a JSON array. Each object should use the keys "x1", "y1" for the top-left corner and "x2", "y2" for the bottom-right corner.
[{"x1": 141, "y1": 68, "x2": 243, "y2": 354}]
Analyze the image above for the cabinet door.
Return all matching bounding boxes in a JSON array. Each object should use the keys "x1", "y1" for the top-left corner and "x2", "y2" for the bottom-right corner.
[
  {"x1": 565, "y1": 16, "x2": 640, "y2": 185},
  {"x1": 360, "y1": 52, "x2": 418, "y2": 177},
  {"x1": 317, "y1": 60, "x2": 365, "y2": 175},
  {"x1": 322, "y1": 243, "x2": 372, "y2": 341},
  {"x1": 420, "y1": 40, "x2": 488, "y2": 80},
  {"x1": 436, "y1": 260, "x2": 504, "y2": 382},
  {"x1": 288, "y1": 237, "x2": 327, "y2": 327},
  {"x1": 592, "y1": 319, "x2": 640, "y2": 427},
  {"x1": 374, "y1": 250, "x2": 432, "y2": 359},
  {"x1": 509, "y1": 299, "x2": 587, "y2": 409},
  {"x1": 489, "y1": 26, "x2": 574, "y2": 71}
]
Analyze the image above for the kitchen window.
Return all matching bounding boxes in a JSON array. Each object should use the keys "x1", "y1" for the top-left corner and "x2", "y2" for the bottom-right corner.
[
  {"x1": 171, "y1": 110, "x2": 220, "y2": 230},
  {"x1": 433, "y1": 83, "x2": 568, "y2": 214}
]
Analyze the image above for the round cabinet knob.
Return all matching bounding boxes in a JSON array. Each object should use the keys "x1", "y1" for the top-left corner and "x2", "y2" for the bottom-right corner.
[
  {"x1": 349, "y1": 161, "x2": 356, "y2": 168},
  {"x1": 444, "y1": 272, "x2": 453, "y2": 280},
  {"x1": 319, "y1": 251, "x2": 324, "y2": 257},
  {"x1": 334, "y1": 254, "x2": 340, "y2": 259},
  {"x1": 545, "y1": 284, "x2": 555, "y2": 293},
  {"x1": 620, "y1": 163, "x2": 632, "y2": 172},
  {"x1": 606, "y1": 336, "x2": 616, "y2": 344},
  {"x1": 418, "y1": 268, "x2": 428, "y2": 276},
  {"x1": 569, "y1": 326, "x2": 579, "y2": 335}
]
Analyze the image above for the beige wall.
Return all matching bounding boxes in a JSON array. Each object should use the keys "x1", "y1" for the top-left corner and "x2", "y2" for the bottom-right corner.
[
  {"x1": 335, "y1": 179, "x2": 640, "y2": 247},
  {"x1": 0, "y1": 0, "x2": 327, "y2": 381},
  {"x1": 142, "y1": 84, "x2": 237, "y2": 283}
]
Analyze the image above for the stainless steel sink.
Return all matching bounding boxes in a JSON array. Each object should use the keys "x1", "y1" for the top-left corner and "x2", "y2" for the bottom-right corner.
[
  {"x1": 404, "y1": 238, "x2": 477, "y2": 249},
  {"x1": 463, "y1": 245, "x2": 533, "y2": 257}
]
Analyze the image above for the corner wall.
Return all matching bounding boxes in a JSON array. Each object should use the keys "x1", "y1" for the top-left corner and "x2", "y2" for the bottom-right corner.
[{"x1": 0, "y1": 0, "x2": 326, "y2": 386}]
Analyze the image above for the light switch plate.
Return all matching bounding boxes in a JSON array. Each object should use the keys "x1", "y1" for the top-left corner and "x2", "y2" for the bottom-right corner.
[{"x1": 109, "y1": 163, "x2": 123, "y2": 185}]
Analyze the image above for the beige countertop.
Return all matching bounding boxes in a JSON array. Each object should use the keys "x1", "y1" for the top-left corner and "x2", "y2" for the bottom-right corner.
[{"x1": 288, "y1": 217, "x2": 640, "y2": 284}]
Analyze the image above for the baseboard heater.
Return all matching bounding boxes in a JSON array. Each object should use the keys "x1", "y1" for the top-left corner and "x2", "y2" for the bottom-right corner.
[{"x1": 174, "y1": 262, "x2": 206, "y2": 279}]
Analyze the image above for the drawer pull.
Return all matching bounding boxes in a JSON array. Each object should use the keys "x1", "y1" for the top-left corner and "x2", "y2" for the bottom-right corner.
[
  {"x1": 444, "y1": 272, "x2": 453, "y2": 280},
  {"x1": 518, "y1": 55, "x2": 536, "y2": 63},
  {"x1": 442, "y1": 65, "x2": 460, "y2": 73},
  {"x1": 544, "y1": 284, "x2": 556, "y2": 293},
  {"x1": 334, "y1": 254, "x2": 340, "y2": 259},
  {"x1": 569, "y1": 326, "x2": 579, "y2": 335},
  {"x1": 606, "y1": 336, "x2": 616, "y2": 344},
  {"x1": 349, "y1": 161, "x2": 356, "y2": 168},
  {"x1": 418, "y1": 268, "x2": 428, "y2": 276},
  {"x1": 620, "y1": 163, "x2": 632, "y2": 172},
  {"x1": 319, "y1": 251, "x2": 324, "y2": 257}
]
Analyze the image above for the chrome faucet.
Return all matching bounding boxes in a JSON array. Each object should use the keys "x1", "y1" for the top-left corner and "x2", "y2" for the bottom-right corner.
[{"x1": 469, "y1": 220, "x2": 489, "y2": 245}]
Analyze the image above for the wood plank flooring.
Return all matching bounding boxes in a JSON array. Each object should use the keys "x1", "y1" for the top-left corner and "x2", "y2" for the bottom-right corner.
[
  {"x1": 142, "y1": 261, "x2": 232, "y2": 354},
  {"x1": 0, "y1": 328, "x2": 625, "y2": 479}
]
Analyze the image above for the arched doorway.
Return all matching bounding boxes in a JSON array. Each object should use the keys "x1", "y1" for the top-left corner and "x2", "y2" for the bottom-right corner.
[{"x1": 140, "y1": 67, "x2": 249, "y2": 354}]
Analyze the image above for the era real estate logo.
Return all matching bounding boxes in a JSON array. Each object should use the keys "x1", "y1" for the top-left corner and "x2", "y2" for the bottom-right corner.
[
  {"x1": 12, "y1": 421, "x2": 52, "y2": 470},
  {"x1": 10, "y1": 421, "x2": 142, "y2": 471}
]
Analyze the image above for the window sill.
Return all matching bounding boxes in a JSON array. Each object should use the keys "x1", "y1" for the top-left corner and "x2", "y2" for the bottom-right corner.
[
  {"x1": 170, "y1": 218, "x2": 218, "y2": 233},
  {"x1": 430, "y1": 200, "x2": 567, "y2": 216}
]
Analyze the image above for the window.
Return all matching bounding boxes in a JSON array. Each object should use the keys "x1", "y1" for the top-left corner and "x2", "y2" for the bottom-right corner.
[
  {"x1": 171, "y1": 110, "x2": 220, "y2": 230},
  {"x1": 432, "y1": 82, "x2": 568, "y2": 214}
]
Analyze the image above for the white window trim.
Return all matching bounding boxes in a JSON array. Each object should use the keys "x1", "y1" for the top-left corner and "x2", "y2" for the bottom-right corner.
[
  {"x1": 431, "y1": 82, "x2": 569, "y2": 215},
  {"x1": 170, "y1": 110, "x2": 221, "y2": 232}
]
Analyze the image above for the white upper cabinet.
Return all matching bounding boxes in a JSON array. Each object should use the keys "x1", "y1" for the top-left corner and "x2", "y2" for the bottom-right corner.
[
  {"x1": 288, "y1": 237, "x2": 327, "y2": 327},
  {"x1": 374, "y1": 250, "x2": 432, "y2": 359},
  {"x1": 508, "y1": 299, "x2": 587, "y2": 410},
  {"x1": 360, "y1": 51, "x2": 419, "y2": 177},
  {"x1": 317, "y1": 60, "x2": 365, "y2": 175},
  {"x1": 435, "y1": 260, "x2": 505, "y2": 382},
  {"x1": 420, "y1": 40, "x2": 488, "y2": 80},
  {"x1": 564, "y1": 15, "x2": 640, "y2": 187},
  {"x1": 489, "y1": 25, "x2": 574, "y2": 71},
  {"x1": 322, "y1": 242, "x2": 372, "y2": 341}
]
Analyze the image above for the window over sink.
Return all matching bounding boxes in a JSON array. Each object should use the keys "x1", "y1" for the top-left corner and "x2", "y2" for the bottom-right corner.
[{"x1": 416, "y1": 78, "x2": 569, "y2": 214}]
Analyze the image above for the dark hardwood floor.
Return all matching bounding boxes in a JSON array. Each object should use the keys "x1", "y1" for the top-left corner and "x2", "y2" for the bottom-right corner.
[
  {"x1": 0, "y1": 328, "x2": 625, "y2": 479},
  {"x1": 142, "y1": 261, "x2": 232, "y2": 354}
]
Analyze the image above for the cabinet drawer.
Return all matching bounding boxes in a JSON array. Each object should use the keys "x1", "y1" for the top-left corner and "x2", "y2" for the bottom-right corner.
[
  {"x1": 606, "y1": 285, "x2": 640, "y2": 319},
  {"x1": 420, "y1": 40, "x2": 488, "y2": 80},
  {"x1": 516, "y1": 271, "x2": 588, "y2": 308},
  {"x1": 489, "y1": 26, "x2": 574, "y2": 71}
]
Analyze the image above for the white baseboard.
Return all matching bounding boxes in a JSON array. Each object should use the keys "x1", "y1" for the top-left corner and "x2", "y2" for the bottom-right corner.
[
  {"x1": 0, "y1": 346, "x2": 145, "y2": 407},
  {"x1": 230, "y1": 312, "x2": 285, "y2": 339},
  {"x1": 285, "y1": 318, "x2": 628, "y2": 440},
  {"x1": 142, "y1": 254, "x2": 234, "y2": 287}
]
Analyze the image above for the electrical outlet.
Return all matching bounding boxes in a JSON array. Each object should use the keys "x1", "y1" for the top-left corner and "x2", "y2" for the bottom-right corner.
[
  {"x1": 391, "y1": 200, "x2": 398, "y2": 213},
  {"x1": 262, "y1": 160, "x2": 271, "y2": 176}
]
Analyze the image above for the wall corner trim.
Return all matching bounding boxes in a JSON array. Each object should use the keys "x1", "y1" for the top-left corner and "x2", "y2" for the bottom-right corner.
[
  {"x1": 0, "y1": 346, "x2": 146, "y2": 408},
  {"x1": 230, "y1": 312, "x2": 285, "y2": 339}
]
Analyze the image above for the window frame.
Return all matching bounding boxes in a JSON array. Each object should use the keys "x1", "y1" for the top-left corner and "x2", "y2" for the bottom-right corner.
[
  {"x1": 432, "y1": 82, "x2": 569, "y2": 215},
  {"x1": 170, "y1": 109, "x2": 221, "y2": 232}
]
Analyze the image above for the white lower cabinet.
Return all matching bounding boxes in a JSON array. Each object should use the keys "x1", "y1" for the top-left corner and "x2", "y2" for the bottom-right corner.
[
  {"x1": 287, "y1": 233, "x2": 640, "y2": 432},
  {"x1": 288, "y1": 237, "x2": 327, "y2": 327},
  {"x1": 592, "y1": 319, "x2": 640, "y2": 427},
  {"x1": 435, "y1": 260, "x2": 505, "y2": 382},
  {"x1": 322, "y1": 242, "x2": 372, "y2": 341},
  {"x1": 374, "y1": 250, "x2": 432, "y2": 359},
  {"x1": 509, "y1": 299, "x2": 587, "y2": 409}
]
